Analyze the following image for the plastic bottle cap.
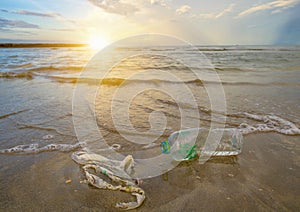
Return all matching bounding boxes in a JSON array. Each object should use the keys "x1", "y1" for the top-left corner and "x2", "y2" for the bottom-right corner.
[{"x1": 161, "y1": 141, "x2": 170, "y2": 154}]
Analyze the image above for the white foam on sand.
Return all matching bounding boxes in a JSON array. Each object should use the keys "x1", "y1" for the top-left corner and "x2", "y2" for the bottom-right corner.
[
  {"x1": 0, "y1": 142, "x2": 86, "y2": 154},
  {"x1": 237, "y1": 112, "x2": 300, "y2": 135}
]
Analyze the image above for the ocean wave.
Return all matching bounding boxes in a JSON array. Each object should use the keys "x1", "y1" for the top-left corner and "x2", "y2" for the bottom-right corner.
[
  {"x1": 215, "y1": 67, "x2": 251, "y2": 72},
  {"x1": 3, "y1": 65, "x2": 84, "y2": 73},
  {"x1": 0, "y1": 142, "x2": 86, "y2": 154},
  {"x1": 105, "y1": 65, "x2": 187, "y2": 72},
  {"x1": 8, "y1": 63, "x2": 33, "y2": 69},
  {"x1": 54, "y1": 76, "x2": 293, "y2": 87},
  {"x1": 8, "y1": 55, "x2": 18, "y2": 58},
  {"x1": 196, "y1": 46, "x2": 300, "y2": 52},
  {"x1": 0, "y1": 71, "x2": 33, "y2": 79},
  {"x1": 45, "y1": 75, "x2": 204, "y2": 86},
  {"x1": 115, "y1": 46, "x2": 292, "y2": 52},
  {"x1": 139, "y1": 65, "x2": 186, "y2": 70},
  {"x1": 27, "y1": 65, "x2": 84, "y2": 72},
  {"x1": 2, "y1": 71, "x2": 299, "y2": 87},
  {"x1": 0, "y1": 65, "x2": 84, "y2": 79},
  {"x1": 0, "y1": 109, "x2": 30, "y2": 119},
  {"x1": 229, "y1": 112, "x2": 300, "y2": 135},
  {"x1": 207, "y1": 81, "x2": 300, "y2": 87}
]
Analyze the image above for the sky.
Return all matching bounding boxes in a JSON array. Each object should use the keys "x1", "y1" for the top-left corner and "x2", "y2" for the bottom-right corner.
[{"x1": 0, "y1": 0, "x2": 299, "y2": 45}]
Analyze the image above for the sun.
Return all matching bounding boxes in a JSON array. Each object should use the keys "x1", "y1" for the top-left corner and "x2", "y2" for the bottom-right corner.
[{"x1": 88, "y1": 36, "x2": 108, "y2": 50}]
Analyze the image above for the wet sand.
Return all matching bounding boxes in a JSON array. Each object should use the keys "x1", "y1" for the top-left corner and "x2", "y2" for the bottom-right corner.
[{"x1": 0, "y1": 133, "x2": 299, "y2": 211}]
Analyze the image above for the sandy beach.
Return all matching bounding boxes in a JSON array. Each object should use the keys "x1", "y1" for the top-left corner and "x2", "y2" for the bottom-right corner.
[{"x1": 0, "y1": 133, "x2": 299, "y2": 211}]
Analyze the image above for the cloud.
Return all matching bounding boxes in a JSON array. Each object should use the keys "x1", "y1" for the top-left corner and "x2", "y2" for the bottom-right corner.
[
  {"x1": 0, "y1": 17, "x2": 39, "y2": 29},
  {"x1": 150, "y1": 0, "x2": 167, "y2": 7},
  {"x1": 12, "y1": 9, "x2": 60, "y2": 18},
  {"x1": 0, "y1": 27, "x2": 37, "y2": 35},
  {"x1": 0, "y1": 9, "x2": 9, "y2": 13},
  {"x1": 176, "y1": 5, "x2": 191, "y2": 15},
  {"x1": 88, "y1": 0, "x2": 139, "y2": 16},
  {"x1": 194, "y1": 3, "x2": 235, "y2": 19},
  {"x1": 50, "y1": 28, "x2": 77, "y2": 31},
  {"x1": 237, "y1": 0, "x2": 298, "y2": 17},
  {"x1": 215, "y1": 3, "x2": 235, "y2": 18},
  {"x1": 1, "y1": 8, "x2": 63, "y2": 18},
  {"x1": 1, "y1": 8, "x2": 79, "y2": 27}
]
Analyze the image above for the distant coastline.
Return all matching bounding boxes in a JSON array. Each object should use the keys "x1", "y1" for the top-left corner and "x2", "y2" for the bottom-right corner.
[{"x1": 0, "y1": 43, "x2": 88, "y2": 48}]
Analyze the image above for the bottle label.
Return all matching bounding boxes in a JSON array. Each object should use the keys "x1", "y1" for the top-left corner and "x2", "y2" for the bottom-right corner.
[{"x1": 181, "y1": 144, "x2": 197, "y2": 160}]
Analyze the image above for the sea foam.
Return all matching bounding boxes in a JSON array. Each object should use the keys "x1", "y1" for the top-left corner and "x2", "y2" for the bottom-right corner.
[{"x1": 237, "y1": 113, "x2": 300, "y2": 135}]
